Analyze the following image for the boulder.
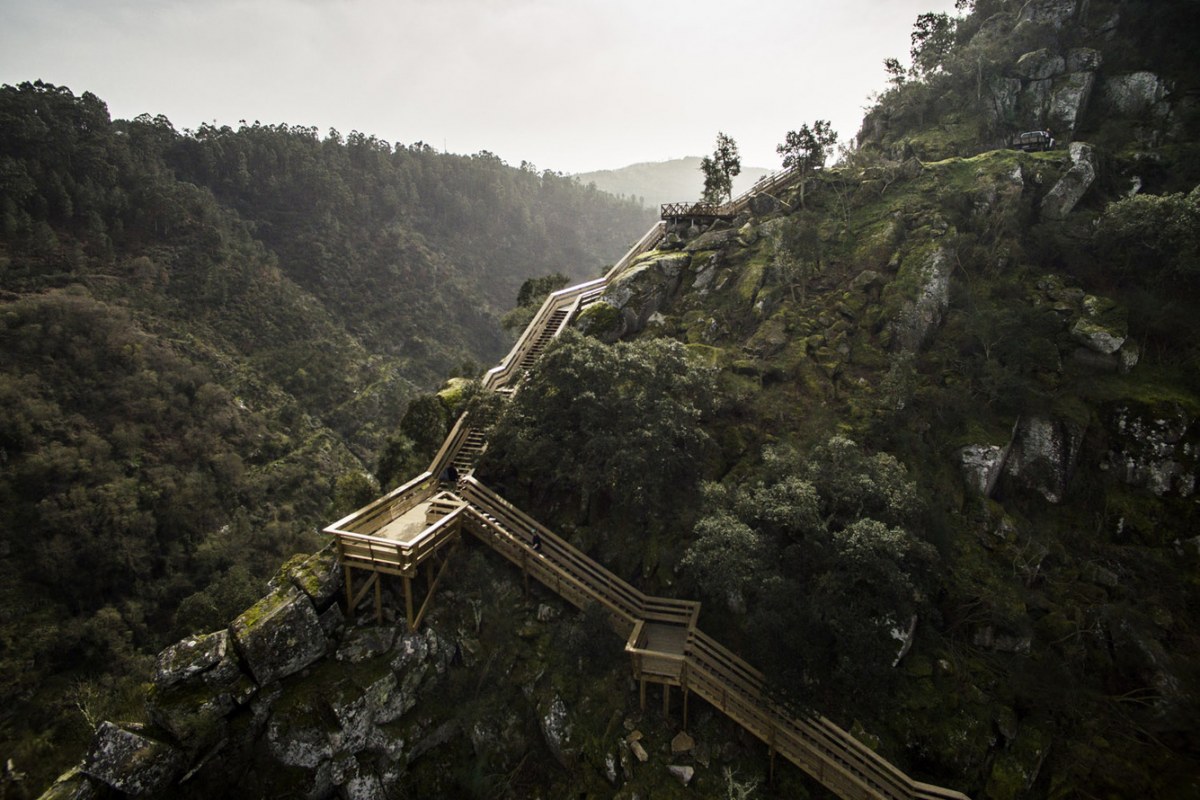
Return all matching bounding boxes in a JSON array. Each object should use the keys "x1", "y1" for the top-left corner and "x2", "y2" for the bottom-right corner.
[
  {"x1": 668, "y1": 764, "x2": 695, "y2": 786},
  {"x1": 1015, "y1": 49, "x2": 1065, "y2": 81},
  {"x1": 748, "y1": 193, "x2": 783, "y2": 216},
  {"x1": 670, "y1": 730, "x2": 695, "y2": 755},
  {"x1": 1070, "y1": 294, "x2": 1127, "y2": 354},
  {"x1": 1048, "y1": 71, "x2": 1095, "y2": 134},
  {"x1": 1067, "y1": 47, "x2": 1102, "y2": 72},
  {"x1": 538, "y1": 693, "x2": 576, "y2": 769},
  {"x1": 267, "y1": 690, "x2": 336, "y2": 768},
  {"x1": 337, "y1": 758, "x2": 387, "y2": 800},
  {"x1": 1041, "y1": 142, "x2": 1096, "y2": 220},
  {"x1": 1102, "y1": 71, "x2": 1169, "y2": 117},
  {"x1": 152, "y1": 629, "x2": 241, "y2": 689},
  {"x1": 1016, "y1": 0, "x2": 1076, "y2": 29},
  {"x1": 36, "y1": 767, "x2": 100, "y2": 800},
  {"x1": 230, "y1": 585, "x2": 329, "y2": 686},
  {"x1": 1107, "y1": 402, "x2": 1198, "y2": 497},
  {"x1": 892, "y1": 246, "x2": 952, "y2": 353},
  {"x1": 284, "y1": 545, "x2": 342, "y2": 610},
  {"x1": 592, "y1": 252, "x2": 690, "y2": 339},
  {"x1": 574, "y1": 300, "x2": 625, "y2": 342},
  {"x1": 1019, "y1": 79, "x2": 1053, "y2": 127},
  {"x1": 959, "y1": 444, "x2": 1007, "y2": 497},
  {"x1": 82, "y1": 722, "x2": 186, "y2": 796},
  {"x1": 336, "y1": 626, "x2": 397, "y2": 664},
  {"x1": 685, "y1": 228, "x2": 741, "y2": 252},
  {"x1": 147, "y1": 630, "x2": 256, "y2": 749},
  {"x1": 1004, "y1": 416, "x2": 1084, "y2": 503},
  {"x1": 989, "y1": 77, "x2": 1023, "y2": 124}
]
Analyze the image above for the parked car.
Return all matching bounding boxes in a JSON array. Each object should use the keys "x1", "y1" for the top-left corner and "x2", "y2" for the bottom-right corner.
[{"x1": 1011, "y1": 130, "x2": 1056, "y2": 152}]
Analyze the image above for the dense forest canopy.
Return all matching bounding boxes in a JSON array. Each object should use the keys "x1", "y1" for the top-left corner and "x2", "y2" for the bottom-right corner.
[{"x1": 0, "y1": 79, "x2": 652, "y2": 789}]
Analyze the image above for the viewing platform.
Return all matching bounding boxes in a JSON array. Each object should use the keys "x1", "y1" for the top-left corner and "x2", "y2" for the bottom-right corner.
[{"x1": 660, "y1": 201, "x2": 736, "y2": 223}]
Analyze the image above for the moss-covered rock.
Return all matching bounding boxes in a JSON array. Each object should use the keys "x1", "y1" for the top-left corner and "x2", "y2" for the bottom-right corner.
[
  {"x1": 81, "y1": 722, "x2": 186, "y2": 797},
  {"x1": 229, "y1": 585, "x2": 328, "y2": 686}
]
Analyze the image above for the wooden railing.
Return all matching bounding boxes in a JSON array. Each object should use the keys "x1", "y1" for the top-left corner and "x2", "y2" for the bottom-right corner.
[
  {"x1": 661, "y1": 166, "x2": 803, "y2": 221},
  {"x1": 454, "y1": 476, "x2": 967, "y2": 800},
  {"x1": 326, "y1": 214, "x2": 970, "y2": 799},
  {"x1": 325, "y1": 471, "x2": 437, "y2": 538},
  {"x1": 483, "y1": 222, "x2": 665, "y2": 393},
  {"x1": 334, "y1": 503, "x2": 465, "y2": 578},
  {"x1": 660, "y1": 201, "x2": 735, "y2": 219}
]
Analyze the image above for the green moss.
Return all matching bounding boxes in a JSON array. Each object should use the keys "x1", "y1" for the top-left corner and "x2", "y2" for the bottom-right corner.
[
  {"x1": 684, "y1": 343, "x2": 725, "y2": 368},
  {"x1": 574, "y1": 301, "x2": 623, "y2": 341},
  {"x1": 736, "y1": 254, "x2": 768, "y2": 305}
]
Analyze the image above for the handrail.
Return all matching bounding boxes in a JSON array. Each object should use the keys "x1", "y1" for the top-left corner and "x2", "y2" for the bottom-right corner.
[
  {"x1": 455, "y1": 475, "x2": 969, "y2": 799},
  {"x1": 660, "y1": 166, "x2": 803, "y2": 222},
  {"x1": 325, "y1": 214, "x2": 970, "y2": 800},
  {"x1": 428, "y1": 413, "x2": 472, "y2": 479},
  {"x1": 323, "y1": 471, "x2": 436, "y2": 538},
  {"x1": 602, "y1": 221, "x2": 666, "y2": 282}
]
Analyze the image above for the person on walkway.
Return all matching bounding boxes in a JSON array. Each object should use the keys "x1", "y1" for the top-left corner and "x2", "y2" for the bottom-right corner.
[
  {"x1": 531, "y1": 529, "x2": 542, "y2": 553},
  {"x1": 439, "y1": 464, "x2": 459, "y2": 485}
]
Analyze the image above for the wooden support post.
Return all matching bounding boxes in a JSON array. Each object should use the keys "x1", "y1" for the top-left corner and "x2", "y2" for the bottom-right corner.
[
  {"x1": 639, "y1": 677, "x2": 647, "y2": 711},
  {"x1": 411, "y1": 542, "x2": 457, "y2": 632},
  {"x1": 374, "y1": 573, "x2": 383, "y2": 624},
  {"x1": 662, "y1": 684, "x2": 670, "y2": 717},
  {"x1": 521, "y1": 550, "x2": 529, "y2": 598},
  {"x1": 344, "y1": 565, "x2": 354, "y2": 620},
  {"x1": 681, "y1": 663, "x2": 690, "y2": 731},
  {"x1": 404, "y1": 576, "x2": 415, "y2": 632}
]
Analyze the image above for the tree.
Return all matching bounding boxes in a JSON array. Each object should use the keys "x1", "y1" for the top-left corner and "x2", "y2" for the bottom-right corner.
[
  {"x1": 480, "y1": 329, "x2": 720, "y2": 534},
  {"x1": 910, "y1": 12, "x2": 958, "y2": 76},
  {"x1": 1096, "y1": 188, "x2": 1200, "y2": 283},
  {"x1": 883, "y1": 57, "x2": 908, "y2": 88},
  {"x1": 776, "y1": 121, "x2": 837, "y2": 207},
  {"x1": 701, "y1": 132, "x2": 741, "y2": 204},
  {"x1": 682, "y1": 436, "x2": 935, "y2": 718}
]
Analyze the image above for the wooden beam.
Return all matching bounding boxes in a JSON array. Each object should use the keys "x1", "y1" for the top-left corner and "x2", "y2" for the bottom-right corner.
[
  {"x1": 350, "y1": 572, "x2": 379, "y2": 609},
  {"x1": 411, "y1": 543, "x2": 457, "y2": 631},
  {"x1": 344, "y1": 565, "x2": 354, "y2": 621},
  {"x1": 374, "y1": 572, "x2": 383, "y2": 624},
  {"x1": 404, "y1": 576, "x2": 415, "y2": 632}
]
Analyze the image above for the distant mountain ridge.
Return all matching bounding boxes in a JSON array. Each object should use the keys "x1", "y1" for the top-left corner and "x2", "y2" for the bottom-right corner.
[{"x1": 575, "y1": 156, "x2": 772, "y2": 209}]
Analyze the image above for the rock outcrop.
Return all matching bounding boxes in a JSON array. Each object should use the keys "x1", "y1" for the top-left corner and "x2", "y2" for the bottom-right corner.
[
  {"x1": 1106, "y1": 402, "x2": 1198, "y2": 498},
  {"x1": 1041, "y1": 142, "x2": 1096, "y2": 220},
  {"x1": 81, "y1": 723, "x2": 186, "y2": 797},
  {"x1": 891, "y1": 245, "x2": 952, "y2": 353},
  {"x1": 1004, "y1": 416, "x2": 1085, "y2": 503},
  {"x1": 577, "y1": 250, "x2": 692, "y2": 341},
  {"x1": 230, "y1": 584, "x2": 330, "y2": 686}
]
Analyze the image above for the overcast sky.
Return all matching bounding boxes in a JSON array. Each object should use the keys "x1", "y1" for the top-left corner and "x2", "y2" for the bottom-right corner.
[{"x1": 1, "y1": 0, "x2": 959, "y2": 174}]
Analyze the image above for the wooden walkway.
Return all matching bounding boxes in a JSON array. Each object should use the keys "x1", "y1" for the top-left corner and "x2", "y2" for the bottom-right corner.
[
  {"x1": 323, "y1": 222, "x2": 972, "y2": 800},
  {"x1": 661, "y1": 163, "x2": 805, "y2": 221}
]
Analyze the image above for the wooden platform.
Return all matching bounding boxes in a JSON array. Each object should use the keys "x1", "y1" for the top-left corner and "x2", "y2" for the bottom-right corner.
[{"x1": 373, "y1": 501, "x2": 434, "y2": 544}]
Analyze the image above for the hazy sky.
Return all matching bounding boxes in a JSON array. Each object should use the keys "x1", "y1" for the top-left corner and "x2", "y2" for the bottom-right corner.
[{"x1": 1, "y1": 0, "x2": 959, "y2": 174}]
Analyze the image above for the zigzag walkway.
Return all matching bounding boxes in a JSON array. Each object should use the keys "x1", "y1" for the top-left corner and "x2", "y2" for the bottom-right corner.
[{"x1": 324, "y1": 199, "x2": 970, "y2": 800}]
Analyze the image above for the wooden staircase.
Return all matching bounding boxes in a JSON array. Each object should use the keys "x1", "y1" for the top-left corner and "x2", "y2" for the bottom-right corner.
[
  {"x1": 451, "y1": 428, "x2": 488, "y2": 474},
  {"x1": 516, "y1": 307, "x2": 570, "y2": 372},
  {"x1": 324, "y1": 222, "x2": 972, "y2": 800}
]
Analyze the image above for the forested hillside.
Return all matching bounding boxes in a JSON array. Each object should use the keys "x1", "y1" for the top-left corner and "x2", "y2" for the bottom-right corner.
[
  {"x1": 473, "y1": 0, "x2": 1200, "y2": 796},
  {"x1": 16, "y1": 0, "x2": 1200, "y2": 797},
  {"x1": 0, "y1": 80, "x2": 651, "y2": 789}
]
